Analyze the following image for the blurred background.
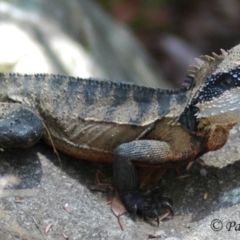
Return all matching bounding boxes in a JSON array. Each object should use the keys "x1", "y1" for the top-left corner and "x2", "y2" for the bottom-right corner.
[
  {"x1": 1, "y1": 0, "x2": 240, "y2": 87},
  {"x1": 97, "y1": 0, "x2": 240, "y2": 84}
]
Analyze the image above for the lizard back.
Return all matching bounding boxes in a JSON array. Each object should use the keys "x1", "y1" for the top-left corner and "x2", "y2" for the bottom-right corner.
[{"x1": 0, "y1": 73, "x2": 190, "y2": 161}]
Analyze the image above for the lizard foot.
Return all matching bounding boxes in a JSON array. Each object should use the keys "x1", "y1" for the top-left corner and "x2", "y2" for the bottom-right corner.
[{"x1": 119, "y1": 187, "x2": 173, "y2": 223}]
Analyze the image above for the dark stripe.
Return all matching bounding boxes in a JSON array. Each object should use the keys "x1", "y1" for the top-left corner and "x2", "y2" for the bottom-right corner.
[
  {"x1": 131, "y1": 87, "x2": 155, "y2": 123},
  {"x1": 157, "y1": 90, "x2": 171, "y2": 117},
  {"x1": 178, "y1": 105, "x2": 199, "y2": 132},
  {"x1": 22, "y1": 74, "x2": 31, "y2": 98},
  {"x1": 0, "y1": 74, "x2": 4, "y2": 90},
  {"x1": 111, "y1": 83, "x2": 131, "y2": 107},
  {"x1": 98, "y1": 80, "x2": 112, "y2": 99},
  {"x1": 104, "y1": 82, "x2": 131, "y2": 120},
  {"x1": 175, "y1": 90, "x2": 187, "y2": 106},
  {"x1": 33, "y1": 74, "x2": 43, "y2": 106},
  {"x1": 66, "y1": 76, "x2": 82, "y2": 97},
  {"x1": 81, "y1": 79, "x2": 99, "y2": 106}
]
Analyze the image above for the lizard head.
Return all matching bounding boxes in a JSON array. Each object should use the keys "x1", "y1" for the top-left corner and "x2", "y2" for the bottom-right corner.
[{"x1": 180, "y1": 44, "x2": 240, "y2": 131}]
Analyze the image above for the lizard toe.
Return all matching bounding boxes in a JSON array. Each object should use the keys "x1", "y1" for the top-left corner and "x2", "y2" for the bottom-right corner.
[{"x1": 119, "y1": 187, "x2": 173, "y2": 222}]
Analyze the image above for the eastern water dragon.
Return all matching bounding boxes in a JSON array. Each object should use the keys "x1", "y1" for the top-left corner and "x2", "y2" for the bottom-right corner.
[{"x1": 1, "y1": 43, "x2": 240, "y2": 220}]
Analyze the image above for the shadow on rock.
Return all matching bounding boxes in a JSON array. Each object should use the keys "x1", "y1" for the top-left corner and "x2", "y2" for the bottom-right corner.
[
  {"x1": 163, "y1": 158, "x2": 240, "y2": 222},
  {"x1": 2, "y1": 140, "x2": 240, "y2": 226},
  {"x1": 0, "y1": 143, "x2": 43, "y2": 189}
]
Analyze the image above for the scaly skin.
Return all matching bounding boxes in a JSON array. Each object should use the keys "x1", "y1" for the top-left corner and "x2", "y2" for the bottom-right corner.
[{"x1": 1, "y1": 44, "x2": 240, "y2": 220}]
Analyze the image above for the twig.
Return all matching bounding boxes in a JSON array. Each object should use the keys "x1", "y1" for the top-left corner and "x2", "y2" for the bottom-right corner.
[{"x1": 32, "y1": 216, "x2": 47, "y2": 240}]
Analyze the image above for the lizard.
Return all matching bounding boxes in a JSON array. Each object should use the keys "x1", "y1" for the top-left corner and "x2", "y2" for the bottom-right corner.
[{"x1": 1, "y1": 43, "x2": 240, "y2": 220}]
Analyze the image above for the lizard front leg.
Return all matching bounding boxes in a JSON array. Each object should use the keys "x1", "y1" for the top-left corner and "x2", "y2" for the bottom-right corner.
[
  {"x1": 0, "y1": 103, "x2": 44, "y2": 148},
  {"x1": 113, "y1": 140, "x2": 190, "y2": 219}
]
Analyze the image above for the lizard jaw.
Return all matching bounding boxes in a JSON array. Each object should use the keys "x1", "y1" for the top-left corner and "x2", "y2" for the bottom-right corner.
[{"x1": 196, "y1": 87, "x2": 240, "y2": 125}]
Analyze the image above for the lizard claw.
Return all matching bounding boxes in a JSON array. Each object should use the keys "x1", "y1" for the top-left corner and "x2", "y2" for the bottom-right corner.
[{"x1": 119, "y1": 187, "x2": 173, "y2": 222}]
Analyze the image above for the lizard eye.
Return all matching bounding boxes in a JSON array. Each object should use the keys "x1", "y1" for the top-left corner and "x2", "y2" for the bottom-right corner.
[{"x1": 218, "y1": 73, "x2": 235, "y2": 89}]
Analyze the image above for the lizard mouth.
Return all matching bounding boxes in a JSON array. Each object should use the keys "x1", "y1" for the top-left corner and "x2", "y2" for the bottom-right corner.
[
  {"x1": 195, "y1": 87, "x2": 240, "y2": 125},
  {"x1": 196, "y1": 87, "x2": 240, "y2": 118}
]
